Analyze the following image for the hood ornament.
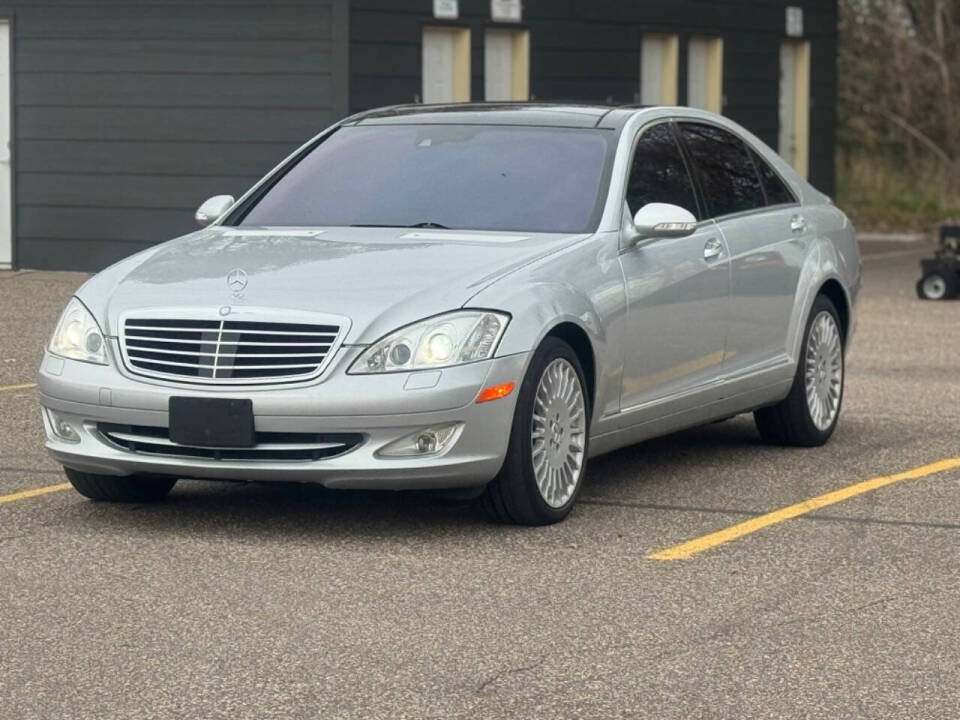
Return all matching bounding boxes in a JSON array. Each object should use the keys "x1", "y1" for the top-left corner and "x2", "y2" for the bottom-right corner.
[{"x1": 226, "y1": 268, "x2": 248, "y2": 297}]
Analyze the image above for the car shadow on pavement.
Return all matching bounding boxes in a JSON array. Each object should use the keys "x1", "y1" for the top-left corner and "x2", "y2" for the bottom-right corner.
[{"x1": 62, "y1": 416, "x2": 792, "y2": 540}]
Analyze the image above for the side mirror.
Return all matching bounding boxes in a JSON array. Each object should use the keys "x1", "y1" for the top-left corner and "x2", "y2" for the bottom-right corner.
[
  {"x1": 631, "y1": 203, "x2": 698, "y2": 244},
  {"x1": 195, "y1": 195, "x2": 236, "y2": 227}
]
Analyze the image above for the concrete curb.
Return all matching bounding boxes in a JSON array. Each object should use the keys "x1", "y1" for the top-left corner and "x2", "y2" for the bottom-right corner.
[{"x1": 857, "y1": 233, "x2": 928, "y2": 243}]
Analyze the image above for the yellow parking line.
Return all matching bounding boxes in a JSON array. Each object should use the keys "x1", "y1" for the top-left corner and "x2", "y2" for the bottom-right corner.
[
  {"x1": 0, "y1": 382, "x2": 36, "y2": 393},
  {"x1": 0, "y1": 483, "x2": 71, "y2": 506},
  {"x1": 647, "y1": 458, "x2": 960, "y2": 560}
]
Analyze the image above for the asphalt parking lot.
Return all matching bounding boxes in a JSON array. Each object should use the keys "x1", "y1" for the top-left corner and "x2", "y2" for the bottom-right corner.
[{"x1": 1, "y1": 240, "x2": 958, "y2": 719}]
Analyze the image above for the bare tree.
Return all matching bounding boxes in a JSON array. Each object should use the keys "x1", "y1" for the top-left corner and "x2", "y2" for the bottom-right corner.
[{"x1": 840, "y1": 0, "x2": 960, "y2": 185}]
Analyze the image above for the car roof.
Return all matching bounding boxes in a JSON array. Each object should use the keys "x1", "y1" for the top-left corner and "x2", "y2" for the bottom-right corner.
[{"x1": 344, "y1": 103, "x2": 647, "y2": 130}]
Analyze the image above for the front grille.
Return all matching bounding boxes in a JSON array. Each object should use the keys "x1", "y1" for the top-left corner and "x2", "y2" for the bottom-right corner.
[
  {"x1": 99, "y1": 423, "x2": 363, "y2": 462},
  {"x1": 121, "y1": 317, "x2": 341, "y2": 384}
]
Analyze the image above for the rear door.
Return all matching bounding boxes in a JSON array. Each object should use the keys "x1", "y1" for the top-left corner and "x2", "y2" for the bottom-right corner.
[{"x1": 678, "y1": 122, "x2": 806, "y2": 385}]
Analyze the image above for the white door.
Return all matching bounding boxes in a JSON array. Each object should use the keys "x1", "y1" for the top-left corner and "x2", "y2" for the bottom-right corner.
[
  {"x1": 423, "y1": 28, "x2": 455, "y2": 103},
  {"x1": 640, "y1": 36, "x2": 665, "y2": 105},
  {"x1": 0, "y1": 21, "x2": 11, "y2": 268},
  {"x1": 687, "y1": 37, "x2": 722, "y2": 112},
  {"x1": 779, "y1": 41, "x2": 810, "y2": 176},
  {"x1": 485, "y1": 31, "x2": 513, "y2": 101},
  {"x1": 687, "y1": 39, "x2": 709, "y2": 109},
  {"x1": 639, "y1": 34, "x2": 678, "y2": 105},
  {"x1": 779, "y1": 43, "x2": 797, "y2": 165}
]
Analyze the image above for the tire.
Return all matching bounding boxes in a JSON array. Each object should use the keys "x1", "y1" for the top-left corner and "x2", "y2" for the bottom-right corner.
[
  {"x1": 916, "y1": 272, "x2": 957, "y2": 300},
  {"x1": 754, "y1": 295, "x2": 844, "y2": 447},
  {"x1": 64, "y1": 467, "x2": 177, "y2": 502},
  {"x1": 478, "y1": 337, "x2": 590, "y2": 525}
]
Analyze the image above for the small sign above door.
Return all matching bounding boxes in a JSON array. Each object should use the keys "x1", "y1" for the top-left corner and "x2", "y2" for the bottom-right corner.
[
  {"x1": 786, "y1": 6, "x2": 804, "y2": 37},
  {"x1": 491, "y1": 0, "x2": 522, "y2": 23},
  {"x1": 434, "y1": 0, "x2": 459, "y2": 20}
]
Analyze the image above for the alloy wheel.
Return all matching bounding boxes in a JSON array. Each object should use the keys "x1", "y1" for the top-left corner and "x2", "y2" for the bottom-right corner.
[
  {"x1": 804, "y1": 311, "x2": 843, "y2": 431},
  {"x1": 530, "y1": 358, "x2": 587, "y2": 508}
]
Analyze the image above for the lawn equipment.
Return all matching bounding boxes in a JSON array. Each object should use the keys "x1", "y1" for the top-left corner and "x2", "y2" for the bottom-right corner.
[{"x1": 917, "y1": 225, "x2": 960, "y2": 300}]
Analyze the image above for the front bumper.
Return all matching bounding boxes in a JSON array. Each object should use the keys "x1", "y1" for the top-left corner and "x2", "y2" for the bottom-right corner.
[{"x1": 38, "y1": 344, "x2": 528, "y2": 490}]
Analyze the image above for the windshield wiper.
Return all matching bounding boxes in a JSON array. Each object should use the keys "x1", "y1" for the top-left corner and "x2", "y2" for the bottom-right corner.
[{"x1": 350, "y1": 222, "x2": 450, "y2": 229}]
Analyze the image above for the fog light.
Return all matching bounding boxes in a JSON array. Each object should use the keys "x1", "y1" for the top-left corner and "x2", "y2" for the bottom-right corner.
[
  {"x1": 377, "y1": 423, "x2": 463, "y2": 458},
  {"x1": 44, "y1": 408, "x2": 80, "y2": 444}
]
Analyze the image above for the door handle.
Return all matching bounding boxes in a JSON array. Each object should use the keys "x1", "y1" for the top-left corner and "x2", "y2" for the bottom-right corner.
[
  {"x1": 703, "y1": 237, "x2": 724, "y2": 261},
  {"x1": 791, "y1": 214, "x2": 806, "y2": 233}
]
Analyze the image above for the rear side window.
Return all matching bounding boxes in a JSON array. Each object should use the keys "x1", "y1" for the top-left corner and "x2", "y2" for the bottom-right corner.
[
  {"x1": 679, "y1": 122, "x2": 765, "y2": 218},
  {"x1": 626, "y1": 123, "x2": 700, "y2": 219},
  {"x1": 751, "y1": 149, "x2": 797, "y2": 206}
]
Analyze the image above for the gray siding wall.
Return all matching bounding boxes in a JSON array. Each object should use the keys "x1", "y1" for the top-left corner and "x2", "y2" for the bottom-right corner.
[{"x1": 2, "y1": 0, "x2": 349, "y2": 270}]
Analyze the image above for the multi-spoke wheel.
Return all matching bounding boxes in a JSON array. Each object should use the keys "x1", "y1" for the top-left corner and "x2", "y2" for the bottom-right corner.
[
  {"x1": 531, "y1": 358, "x2": 587, "y2": 509},
  {"x1": 755, "y1": 294, "x2": 845, "y2": 446},
  {"x1": 479, "y1": 337, "x2": 590, "y2": 525},
  {"x1": 803, "y1": 311, "x2": 844, "y2": 431}
]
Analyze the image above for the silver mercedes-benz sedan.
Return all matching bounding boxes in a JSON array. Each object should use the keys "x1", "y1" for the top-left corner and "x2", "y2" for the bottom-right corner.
[{"x1": 38, "y1": 104, "x2": 861, "y2": 525}]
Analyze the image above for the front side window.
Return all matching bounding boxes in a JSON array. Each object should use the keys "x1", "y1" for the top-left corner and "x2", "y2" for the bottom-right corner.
[
  {"x1": 625, "y1": 123, "x2": 699, "y2": 218},
  {"x1": 233, "y1": 125, "x2": 614, "y2": 234},
  {"x1": 679, "y1": 122, "x2": 765, "y2": 218}
]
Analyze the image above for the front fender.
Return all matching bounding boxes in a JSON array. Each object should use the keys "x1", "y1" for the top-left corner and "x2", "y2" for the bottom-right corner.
[
  {"x1": 494, "y1": 282, "x2": 608, "y2": 358},
  {"x1": 468, "y1": 232, "x2": 627, "y2": 423}
]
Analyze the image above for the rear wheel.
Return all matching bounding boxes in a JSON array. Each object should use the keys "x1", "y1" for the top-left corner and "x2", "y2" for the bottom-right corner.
[
  {"x1": 478, "y1": 337, "x2": 589, "y2": 525},
  {"x1": 916, "y1": 272, "x2": 957, "y2": 300},
  {"x1": 64, "y1": 467, "x2": 177, "y2": 502},
  {"x1": 754, "y1": 295, "x2": 844, "y2": 447}
]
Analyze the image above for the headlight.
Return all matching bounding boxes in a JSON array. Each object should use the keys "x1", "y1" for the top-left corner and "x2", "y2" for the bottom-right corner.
[
  {"x1": 48, "y1": 298, "x2": 108, "y2": 365},
  {"x1": 350, "y1": 311, "x2": 509, "y2": 374}
]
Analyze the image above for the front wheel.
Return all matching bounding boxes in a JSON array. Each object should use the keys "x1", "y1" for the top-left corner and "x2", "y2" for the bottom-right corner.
[
  {"x1": 478, "y1": 337, "x2": 590, "y2": 525},
  {"x1": 65, "y1": 467, "x2": 177, "y2": 502},
  {"x1": 754, "y1": 295, "x2": 844, "y2": 446}
]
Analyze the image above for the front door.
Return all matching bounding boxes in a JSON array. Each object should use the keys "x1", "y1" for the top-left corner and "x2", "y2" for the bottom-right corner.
[
  {"x1": 619, "y1": 122, "x2": 730, "y2": 416},
  {"x1": 0, "y1": 20, "x2": 11, "y2": 268}
]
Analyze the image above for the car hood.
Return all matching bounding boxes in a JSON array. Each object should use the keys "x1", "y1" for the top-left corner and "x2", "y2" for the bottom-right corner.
[{"x1": 86, "y1": 226, "x2": 588, "y2": 344}]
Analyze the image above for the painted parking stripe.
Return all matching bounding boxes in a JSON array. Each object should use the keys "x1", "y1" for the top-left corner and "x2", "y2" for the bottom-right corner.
[
  {"x1": 0, "y1": 382, "x2": 36, "y2": 393},
  {"x1": 0, "y1": 483, "x2": 71, "y2": 506},
  {"x1": 647, "y1": 458, "x2": 960, "y2": 560}
]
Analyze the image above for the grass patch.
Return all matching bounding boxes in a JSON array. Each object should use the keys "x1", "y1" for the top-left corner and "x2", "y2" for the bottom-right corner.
[{"x1": 836, "y1": 152, "x2": 960, "y2": 234}]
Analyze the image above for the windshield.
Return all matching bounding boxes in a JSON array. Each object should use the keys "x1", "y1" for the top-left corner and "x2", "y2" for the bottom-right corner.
[{"x1": 233, "y1": 124, "x2": 614, "y2": 233}]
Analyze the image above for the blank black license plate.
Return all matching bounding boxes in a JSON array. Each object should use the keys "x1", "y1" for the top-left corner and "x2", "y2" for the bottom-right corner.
[{"x1": 168, "y1": 397, "x2": 255, "y2": 448}]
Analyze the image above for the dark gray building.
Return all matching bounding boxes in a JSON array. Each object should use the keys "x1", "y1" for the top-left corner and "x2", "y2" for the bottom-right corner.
[{"x1": 0, "y1": 0, "x2": 837, "y2": 271}]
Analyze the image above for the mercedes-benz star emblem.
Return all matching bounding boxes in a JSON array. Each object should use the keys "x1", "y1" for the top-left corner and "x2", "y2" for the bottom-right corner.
[{"x1": 226, "y1": 268, "x2": 248, "y2": 295}]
